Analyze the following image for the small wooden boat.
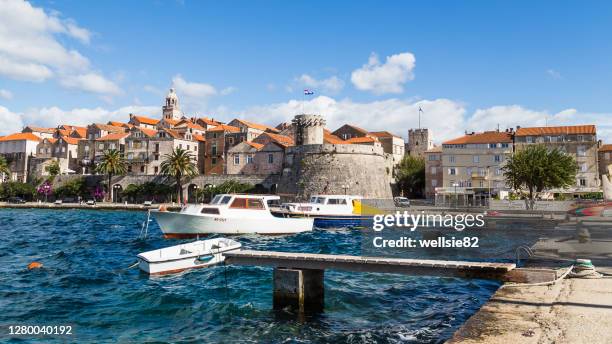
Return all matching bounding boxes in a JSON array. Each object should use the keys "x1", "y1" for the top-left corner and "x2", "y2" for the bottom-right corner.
[{"x1": 136, "y1": 238, "x2": 241, "y2": 275}]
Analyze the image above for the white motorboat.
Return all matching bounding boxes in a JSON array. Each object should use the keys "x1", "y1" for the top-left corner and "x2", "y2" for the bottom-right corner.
[
  {"x1": 150, "y1": 194, "x2": 314, "y2": 238},
  {"x1": 275, "y1": 195, "x2": 373, "y2": 228},
  {"x1": 136, "y1": 238, "x2": 241, "y2": 275}
]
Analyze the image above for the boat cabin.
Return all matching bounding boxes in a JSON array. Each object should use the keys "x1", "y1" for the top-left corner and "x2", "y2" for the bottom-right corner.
[{"x1": 181, "y1": 194, "x2": 281, "y2": 215}]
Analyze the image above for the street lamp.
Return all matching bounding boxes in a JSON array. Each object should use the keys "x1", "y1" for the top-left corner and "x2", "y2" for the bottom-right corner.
[
  {"x1": 193, "y1": 185, "x2": 199, "y2": 203},
  {"x1": 113, "y1": 184, "x2": 121, "y2": 203}
]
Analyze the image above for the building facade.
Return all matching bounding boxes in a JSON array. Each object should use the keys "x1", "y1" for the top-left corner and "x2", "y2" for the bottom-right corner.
[
  {"x1": 0, "y1": 133, "x2": 41, "y2": 182},
  {"x1": 406, "y1": 128, "x2": 433, "y2": 158},
  {"x1": 424, "y1": 146, "x2": 443, "y2": 199},
  {"x1": 599, "y1": 144, "x2": 612, "y2": 179},
  {"x1": 514, "y1": 125, "x2": 600, "y2": 194}
]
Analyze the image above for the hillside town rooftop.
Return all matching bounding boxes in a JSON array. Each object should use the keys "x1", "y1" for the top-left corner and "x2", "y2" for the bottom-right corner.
[
  {"x1": 515, "y1": 125, "x2": 596, "y2": 136},
  {"x1": 443, "y1": 131, "x2": 513, "y2": 145}
]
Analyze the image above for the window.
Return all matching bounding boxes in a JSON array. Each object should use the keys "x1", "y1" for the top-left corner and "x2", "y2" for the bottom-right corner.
[
  {"x1": 211, "y1": 144, "x2": 217, "y2": 156},
  {"x1": 577, "y1": 135, "x2": 584, "y2": 142},
  {"x1": 127, "y1": 153, "x2": 133, "y2": 160},
  {"x1": 154, "y1": 166, "x2": 158, "y2": 174},
  {"x1": 128, "y1": 141, "x2": 133, "y2": 148},
  {"x1": 98, "y1": 143, "x2": 104, "y2": 150},
  {"x1": 473, "y1": 155, "x2": 479, "y2": 163},
  {"x1": 247, "y1": 154, "x2": 253, "y2": 164},
  {"x1": 127, "y1": 166, "x2": 132, "y2": 173},
  {"x1": 495, "y1": 168, "x2": 502, "y2": 175},
  {"x1": 577, "y1": 146, "x2": 586, "y2": 157},
  {"x1": 212, "y1": 157, "x2": 217, "y2": 165},
  {"x1": 140, "y1": 166, "x2": 145, "y2": 173},
  {"x1": 186, "y1": 145, "x2": 190, "y2": 150},
  {"x1": 579, "y1": 178, "x2": 587, "y2": 186},
  {"x1": 234, "y1": 154, "x2": 240, "y2": 165},
  {"x1": 228, "y1": 137, "x2": 234, "y2": 145},
  {"x1": 494, "y1": 155, "x2": 502, "y2": 162},
  {"x1": 247, "y1": 198, "x2": 265, "y2": 209},
  {"x1": 268, "y1": 153, "x2": 274, "y2": 164},
  {"x1": 501, "y1": 143, "x2": 509, "y2": 148},
  {"x1": 431, "y1": 166, "x2": 437, "y2": 174},
  {"x1": 84, "y1": 146, "x2": 89, "y2": 152},
  {"x1": 449, "y1": 168, "x2": 457, "y2": 175},
  {"x1": 448, "y1": 155, "x2": 455, "y2": 163},
  {"x1": 154, "y1": 154, "x2": 159, "y2": 161},
  {"x1": 179, "y1": 144, "x2": 182, "y2": 149},
  {"x1": 327, "y1": 198, "x2": 347, "y2": 205},
  {"x1": 428, "y1": 154, "x2": 438, "y2": 161},
  {"x1": 230, "y1": 198, "x2": 247, "y2": 208},
  {"x1": 155, "y1": 143, "x2": 160, "y2": 152},
  {"x1": 109, "y1": 143, "x2": 116, "y2": 149},
  {"x1": 212, "y1": 133, "x2": 218, "y2": 139},
  {"x1": 431, "y1": 179, "x2": 437, "y2": 187},
  {"x1": 526, "y1": 136, "x2": 533, "y2": 143},
  {"x1": 581, "y1": 163, "x2": 588, "y2": 172},
  {"x1": 466, "y1": 167, "x2": 472, "y2": 176},
  {"x1": 606, "y1": 153, "x2": 611, "y2": 160}
]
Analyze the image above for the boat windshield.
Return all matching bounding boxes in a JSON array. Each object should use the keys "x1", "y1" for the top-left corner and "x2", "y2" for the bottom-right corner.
[
  {"x1": 327, "y1": 198, "x2": 347, "y2": 205},
  {"x1": 211, "y1": 195, "x2": 233, "y2": 205},
  {"x1": 309, "y1": 197, "x2": 326, "y2": 204}
]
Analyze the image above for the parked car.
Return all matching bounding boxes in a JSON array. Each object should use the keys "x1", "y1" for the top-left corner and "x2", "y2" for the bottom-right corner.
[
  {"x1": 7, "y1": 197, "x2": 27, "y2": 204},
  {"x1": 394, "y1": 197, "x2": 410, "y2": 207}
]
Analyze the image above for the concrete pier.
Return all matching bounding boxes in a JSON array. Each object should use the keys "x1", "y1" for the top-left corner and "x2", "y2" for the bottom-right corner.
[{"x1": 273, "y1": 268, "x2": 324, "y2": 314}]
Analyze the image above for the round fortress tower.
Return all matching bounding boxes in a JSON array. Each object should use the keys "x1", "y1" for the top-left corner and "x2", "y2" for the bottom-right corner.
[
  {"x1": 278, "y1": 114, "x2": 393, "y2": 200},
  {"x1": 292, "y1": 114, "x2": 325, "y2": 145}
]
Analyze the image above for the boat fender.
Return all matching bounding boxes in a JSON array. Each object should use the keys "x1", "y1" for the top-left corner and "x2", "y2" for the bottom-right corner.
[{"x1": 27, "y1": 261, "x2": 43, "y2": 270}]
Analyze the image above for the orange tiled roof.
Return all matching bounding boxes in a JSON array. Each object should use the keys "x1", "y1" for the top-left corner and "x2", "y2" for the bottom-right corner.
[
  {"x1": 0, "y1": 132, "x2": 42, "y2": 142},
  {"x1": 96, "y1": 132, "x2": 130, "y2": 141},
  {"x1": 43, "y1": 137, "x2": 58, "y2": 144},
  {"x1": 262, "y1": 132, "x2": 294, "y2": 146},
  {"x1": 244, "y1": 141, "x2": 264, "y2": 150},
  {"x1": 335, "y1": 124, "x2": 369, "y2": 135},
  {"x1": 323, "y1": 130, "x2": 347, "y2": 144},
  {"x1": 599, "y1": 144, "x2": 612, "y2": 152},
  {"x1": 23, "y1": 126, "x2": 55, "y2": 134},
  {"x1": 162, "y1": 118, "x2": 180, "y2": 126},
  {"x1": 443, "y1": 131, "x2": 513, "y2": 145},
  {"x1": 136, "y1": 127, "x2": 158, "y2": 137},
  {"x1": 197, "y1": 117, "x2": 222, "y2": 126},
  {"x1": 60, "y1": 136, "x2": 81, "y2": 145},
  {"x1": 93, "y1": 123, "x2": 127, "y2": 132},
  {"x1": 193, "y1": 134, "x2": 206, "y2": 142},
  {"x1": 108, "y1": 121, "x2": 132, "y2": 129},
  {"x1": 160, "y1": 128, "x2": 182, "y2": 139},
  {"x1": 346, "y1": 136, "x2": 377, "y2": 144},
  {"x1": 131, "y1": 115, "x2": 160, "y2": 126},
  {"x1": 369, "y1": 131, "x2": 401, "y2": 139},
  {"x1": 208, "y1": 124, "x2": 241, "y2": 133},
  {"x1": 72, "y1": 127, "x2": 87, "y2": 138},
  {"x1": 515, "y1": 125, "x2": 596, "y2": 136},
  {"x1": 232, "y1": 119, "x2": 279, "y2": 133},
  {"x1": 178, "y1": 122, "x2": 205, "y2": 131}
]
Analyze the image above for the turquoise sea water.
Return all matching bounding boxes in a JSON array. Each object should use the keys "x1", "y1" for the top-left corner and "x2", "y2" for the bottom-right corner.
[{"x1": 0, "y1": 209, "x2": 540, "y2": 343}]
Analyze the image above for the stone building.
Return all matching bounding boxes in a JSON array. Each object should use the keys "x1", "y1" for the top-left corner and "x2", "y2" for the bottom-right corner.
[
  {"x1": 129, "y1": 114, "x2": 159, "y2": 130},
  {"x1": 22, "y1": 126, "x2": 55, "y2": 140},
  {"x1": 514, "y1": 125, "x2": 600, "y2": 195},
  {"x1": 277, "y1": 114, "x2": 394, "y2": 199},
  {"x1": 32, "y1": 136, "x2": 81, "y2": 175},
  {"x1": 162, "y1": 88, "x2": 182, "y2": 121},
  {"x1": 332, "y1": 124, "x2": 369, "y2": 141},
  {"x1": 406, "y1": 128, "x2": 433, "y2": 158},
  {"x1": 204, "y1": 124, "x2": 241, "y2": 175},
  {"x1": 598, "y1": 144, "x2": 612, "y2": 181},
  {"x1": 0, "y1": 133, "x2": 41, "y2": 182},
  {"x1": 424, "y1": 146, "x2": 443, "y2": 199},
  {"x1": 437, "y1": 130, "x2": 513, "y2": 206},
  {"x1": 226, "y1": 141, "x2": 264, "y2": 175},
  {"x1": 368, "y1": 131, "x2": 405, "y2": 163}
]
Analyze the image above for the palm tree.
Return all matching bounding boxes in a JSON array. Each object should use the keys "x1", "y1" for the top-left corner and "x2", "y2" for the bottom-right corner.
[
  {"x1": 96, "y1": 149, "x2": 127, "y2": 202},
  {"x1": 160, "y1": 147, "x2": 198, "y2": 204},
  {"x1": 0, "y1": 156, "x2": 9, "y2": 183}
]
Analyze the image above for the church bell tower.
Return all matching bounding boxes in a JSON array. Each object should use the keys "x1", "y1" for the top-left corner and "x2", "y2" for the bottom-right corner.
[{"x1": 162, "y1": 88, "x2": 182, "y2": 120}]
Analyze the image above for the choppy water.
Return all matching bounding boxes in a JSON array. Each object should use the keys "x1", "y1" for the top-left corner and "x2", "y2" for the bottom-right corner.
[{"x1": 0, "y1": 209, "x2": 542, "y2": 343}]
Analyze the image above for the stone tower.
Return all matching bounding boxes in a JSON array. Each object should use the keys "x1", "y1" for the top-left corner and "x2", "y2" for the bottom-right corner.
[
  {"x1": 407, "y1": 128, "x2": 432, "y2": 158},
  {"x1": 292, "y1": 114, "x2": 325, "y2": 146},
  {"x1": 162, "y1": 88, "x2": 182, "y2": 121}
]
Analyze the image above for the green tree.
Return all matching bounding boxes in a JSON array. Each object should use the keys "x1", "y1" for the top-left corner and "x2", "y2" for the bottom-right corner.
[
  {"x1": 96, "y1": 149, "x2": 127, "y2": 202},
  {"x1": 0, "y1": 181, "x2": 36, "y2": 200},
  {"x1": 503, "y1": 145, "x2": 577, "y2": 209},
  {"x1": 0, "y1": 156, "x2": 9, "y2": 182},
  {"x1": 160, "y1": 147, "x2": 198, "y2": 204},
  {"x1": 45, "y1": 160, "x2": 61, "y2": 178},
  {"x1": 54, "y1": 177, "x2": 88, "y2": 199},
  {"x1": 196, "y1": 180, "x2": 255, "y2": 202},
  {"x1": 394, "y1": 155, "x2": 425, "y2": 198}
]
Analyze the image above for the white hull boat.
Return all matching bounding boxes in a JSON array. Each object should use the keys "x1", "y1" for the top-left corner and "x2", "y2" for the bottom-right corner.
[
  {"x1": 275, "y1": 195, "x2": 373, "y2": 228},
  {"x1": 137, "y1": 238, "x2": 241, "y2": 275},
  {"x1": 151, "y1": 194, "x2": 314, "y2": 238}
]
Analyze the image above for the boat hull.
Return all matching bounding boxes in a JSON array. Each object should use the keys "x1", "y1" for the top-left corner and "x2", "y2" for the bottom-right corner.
[
  {"x1": 313, "y1": 215, "x2": 373, "y2": 228},
  {"x1": 137, "y1": 255, "x2": 220, "y2": 275},
  {"x1": 151, "y1": 210, "x2": 314, "y2": 237}
]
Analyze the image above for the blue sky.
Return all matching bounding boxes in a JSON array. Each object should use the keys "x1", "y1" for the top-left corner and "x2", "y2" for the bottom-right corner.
[{"x1": 1, "y1": 0, "x2": 611, "y2": 142}]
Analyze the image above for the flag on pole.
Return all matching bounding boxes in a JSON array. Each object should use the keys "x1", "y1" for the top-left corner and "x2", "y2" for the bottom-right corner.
[{"x1": 304, "y1": 89, "x2": 314, "y2": 95}]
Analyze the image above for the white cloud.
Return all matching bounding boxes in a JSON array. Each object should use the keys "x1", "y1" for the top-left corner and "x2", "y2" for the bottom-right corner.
[
  {"x1": 296, "y1": 74, "x2": 345, "y2": 93},
  {"x1": 172, "y1": 75, "x2": 218, "y2": 98},
  {"x1": 220, "y1": 86, "x2": 237, "y2": 96},
  {"x1": 351, "y1": 52, "x2": 416, "y2": 94},
  {"x1": 0, "y1": 89, "x2": 13, "y2": 100},
  {"x1": 0, "y1": 106, "x2": 24, "y2": 135},
  {"x1": 241, "y1": 96, "x2": 465, "y2": 141},
  {"x1": 0, "y1": 0, "x2": 119, "y2": 95},
  {"x1": 546, "y1": 69, "x2": 562, "y2": 79},
  {"x1": 59, "y1": 72, "x2": 122, "y2": 95}
]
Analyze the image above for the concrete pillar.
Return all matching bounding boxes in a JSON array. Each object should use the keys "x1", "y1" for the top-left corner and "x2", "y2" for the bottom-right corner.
[{"x1": 273, "y1": 268, "x2": 324, "y2": 314}]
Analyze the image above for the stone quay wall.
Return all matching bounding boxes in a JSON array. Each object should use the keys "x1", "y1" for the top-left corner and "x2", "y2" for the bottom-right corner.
[{"x1": 277, "y1": 144, "x2": 394, "y2": 200}]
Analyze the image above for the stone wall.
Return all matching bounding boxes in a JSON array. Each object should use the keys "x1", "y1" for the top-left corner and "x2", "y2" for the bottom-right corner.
[{"x1": 277, "y1": 143, "x2": 394, "y2": 200}]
